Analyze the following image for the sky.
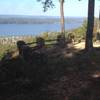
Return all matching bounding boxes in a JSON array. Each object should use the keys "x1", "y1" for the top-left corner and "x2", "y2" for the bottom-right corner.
[{"x1": 0, "y1": 0, "x2": 100, "y2": 17}]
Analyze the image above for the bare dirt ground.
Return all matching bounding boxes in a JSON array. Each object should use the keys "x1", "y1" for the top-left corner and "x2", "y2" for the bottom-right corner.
[
  {"x1": 1, "y1": 42, "x2": 100, "y2": 100},
  {"x1": 74, "y1": 42, "x2": 100, "y2": 50}
]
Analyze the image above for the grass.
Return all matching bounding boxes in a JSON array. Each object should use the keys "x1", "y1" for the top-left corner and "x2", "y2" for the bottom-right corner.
[{"x1": 0, "y1": 44, "x2": 16, "y2": 59}]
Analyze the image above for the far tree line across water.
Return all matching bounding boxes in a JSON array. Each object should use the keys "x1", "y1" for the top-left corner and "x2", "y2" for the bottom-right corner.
[{"x1": 0, "y1": 16, "x2": 84, "y2": 24}]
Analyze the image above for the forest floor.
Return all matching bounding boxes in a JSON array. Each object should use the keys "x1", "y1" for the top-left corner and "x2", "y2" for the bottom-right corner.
[{"x1": 0, "y1": 42, "x2": 100, "y2": 100}]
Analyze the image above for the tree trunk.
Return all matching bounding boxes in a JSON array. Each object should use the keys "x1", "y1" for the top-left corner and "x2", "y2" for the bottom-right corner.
[
  {"x1": 85, "y1": 0, "x2": 95, "y2": 51},
  {"x1": 60, "y1": 0, "x2": 65, "y2": 36}
]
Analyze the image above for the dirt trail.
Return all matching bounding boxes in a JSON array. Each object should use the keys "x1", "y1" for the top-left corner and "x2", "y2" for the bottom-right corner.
[{"x1": 74, "y1": 42, "x2": 100, "y2": 49}]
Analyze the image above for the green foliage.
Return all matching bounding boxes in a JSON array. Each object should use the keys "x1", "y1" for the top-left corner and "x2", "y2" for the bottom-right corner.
[
  {"x1": 41, "y1": 32, "x2": 60, "y2": 40},
  {"x1": 37, "y1": 0, "x2": 54, "y2": 12},
  {"x1": 40, "y1": 32, "x2": 49, "y2": 40},
  {"x1": 0, "y1": 45, "x2": 16, "y2": 59},
  {"x1": 65, "y1": 20, "x2": 87, "y2": 42},
  {"x1": 24, "y1": 36, "x2": 36, "y2": 43}
]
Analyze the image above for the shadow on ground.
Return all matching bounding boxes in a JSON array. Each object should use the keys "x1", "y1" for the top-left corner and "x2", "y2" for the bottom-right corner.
[{"x1": 0, "y1": 45, "x2": 100, "y2": 100}]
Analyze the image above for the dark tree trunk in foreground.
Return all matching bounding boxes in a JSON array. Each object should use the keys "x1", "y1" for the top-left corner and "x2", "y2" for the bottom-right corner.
[{"x1": 85, "y1": 0, "x2": 95, "y2": 51}]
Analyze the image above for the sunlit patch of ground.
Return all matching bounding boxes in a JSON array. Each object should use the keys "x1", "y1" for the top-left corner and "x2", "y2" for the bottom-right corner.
[{"x1": 74, "y1": 42, "x2": 100, "y2": 50}]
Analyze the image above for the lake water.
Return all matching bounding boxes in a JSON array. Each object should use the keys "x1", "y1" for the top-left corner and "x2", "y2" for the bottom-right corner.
[{"x1": 0, "y1": 19, "x2": 83, "y2": 36}]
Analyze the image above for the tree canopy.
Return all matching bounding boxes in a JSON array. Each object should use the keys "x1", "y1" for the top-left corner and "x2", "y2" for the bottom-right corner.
[
  {"x1": 37, "y1": 0, "x2": 82, "y2": 11},
  {"x1": 37, "y1": 0, "x2": 54, "y2": 12}
]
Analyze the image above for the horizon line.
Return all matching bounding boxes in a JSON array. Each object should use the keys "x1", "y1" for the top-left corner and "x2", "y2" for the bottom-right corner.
[{"x1": 0, "y1": 14, "x2": 87, "y2": 18}]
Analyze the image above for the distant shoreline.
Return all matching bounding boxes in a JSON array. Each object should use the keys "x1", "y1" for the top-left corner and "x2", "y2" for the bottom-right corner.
[
  {"x1": 0, "y1": 15, "x2": 84, "y2": 24},
  {"x1": 0, "y1": 16, "x2": 84, "y2": 37},
  {"x1": 0, "y1": 14, "x2": 86, "y2": 18}
]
